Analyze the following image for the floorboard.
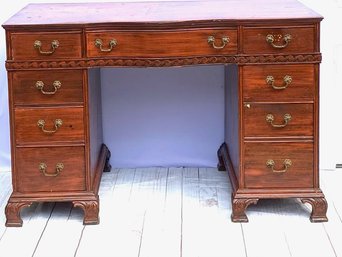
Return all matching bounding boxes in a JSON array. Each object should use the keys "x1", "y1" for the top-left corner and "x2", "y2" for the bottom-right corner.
[{"x1": 0, "y1": 169, "x2": 341, "y2": 257}]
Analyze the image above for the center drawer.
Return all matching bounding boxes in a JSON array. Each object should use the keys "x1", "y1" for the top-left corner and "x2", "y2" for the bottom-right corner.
[
  {"x1": 15, "y1": 146, "x2": 86, "y2": 193},
  {"x1": 14, "y1": 107, "x2": 85, "y2": 145},
  {"x1": 86, "y1": 29, "x2": 237, "y2": 58}
]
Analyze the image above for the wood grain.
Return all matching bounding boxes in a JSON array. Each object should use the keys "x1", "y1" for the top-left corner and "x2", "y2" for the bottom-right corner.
[
  {"x1": 11, "y1": 32, "x2": 82, "y2": 60},
  {"x1": 242, "y1": 64, "x2": 315, "y2": 102},
  {"x1": 244, "y1": 103, "x2": 313, "y2": 138},
  {"x1": 2, "y1": 0, "x2": 326, "y2": 225},
  {"x1": 15, "y1": 146, "x2": 86, "y2": 193},
  {"x1": 2, "y1": 1, "x2": 322, "y2": 28},
  {"x1": 12, "y1": 70, "x2": 84, "y2": 106},
  {"x1": 242, "y1": 26, "x2": 316, "y2": 54},
  {"x1": 14, "y1": 107, "x2": 84, "y2": 145},
  {"x1": 86, "y1": 29, "x2": 237, "y2": 58},
  {"x1": 244, "y1": 142, "x2": 313, "y2": 188}
]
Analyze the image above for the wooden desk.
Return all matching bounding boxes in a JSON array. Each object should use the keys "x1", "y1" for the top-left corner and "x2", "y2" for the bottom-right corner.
[{"x1": 2, "y1": 0, "x2": 328, "y2": 226}]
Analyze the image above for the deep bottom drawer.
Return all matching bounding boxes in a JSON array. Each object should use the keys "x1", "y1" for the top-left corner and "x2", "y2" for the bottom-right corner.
[
  {"x1": 15, "y1": 146, "x2": 86, "y2": 193},
  {"x1": 244, "y1": 142, "x2": 313, "y2": 188}
]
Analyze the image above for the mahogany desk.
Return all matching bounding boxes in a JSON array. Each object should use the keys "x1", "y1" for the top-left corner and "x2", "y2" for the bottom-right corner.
[{"x1": 2, "y1": 0, "x2": 328, "y2": 226}]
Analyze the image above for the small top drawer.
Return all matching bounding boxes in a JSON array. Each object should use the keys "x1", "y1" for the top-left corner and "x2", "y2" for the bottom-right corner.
[
  {"x1": 243, "y1": 64, "x2": 315, "y2": 102},
  {"x1": 10, "y1": 31, "x2": 82, "y2": 60},
  {"x1": 242, "y1": 27, "x2": 316, "y2": 54},
  {"x1": 12, "y1": 70, "x2": 84, "y2": 106},
  {"x1": 86, "y1": 29, "x2": 237, "y2": 58}
]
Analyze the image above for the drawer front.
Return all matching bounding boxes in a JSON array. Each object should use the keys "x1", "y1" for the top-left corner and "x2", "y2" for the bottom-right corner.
[
  {"x1": 244, "y1": 142, "x2": 313, "y2": 188},
  {"x1": 86, "y1": 29, "x2": 237, "y2": 57},
  {"x1": 11, "y1": 32, "x2": 82, "y2": 60},
  {"x1": 15, "y1": 107, "x2": 84, "y2": 144},
  {"x1": 244, "y1": 104, "x2": 313, "y2": 137},
  {"x1": 12, "y1": 70, "x2": 84, "y2": 106},
  {"x1": 242, "y1": 27, "x2": 315, "y2": 54},
  {"x1": 243, "y1": 64, "x2": 315, "y2": 101},
  {"x1": 15, "y1": 146, "x2": 86, "y2": 192}
]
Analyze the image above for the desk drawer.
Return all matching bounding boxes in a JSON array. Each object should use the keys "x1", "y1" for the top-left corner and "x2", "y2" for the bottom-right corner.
[
  {"x1": 12, "y1": 70, "x2": 84, "y2": 106},
  {"x1": 10, "y1": 31, "x2": 82, "y2": 60},
  {"x1": 243, "y1": 64, "x2": 315, "y2": 102},
  {"x1": 14, "y1": 107, "x2": 84, "y2": 144},
  {"x1": 242, "y1": 27, "x2": 315, "y2": 54},
  {"x1": 15, "y1": 146, "x2": 86, "y2": 193},
  {"x1": 244, "y1": 142, "x2": 313, "y2": 188},
  {"x1": 86, "y1": 29, "x2": 237, "y2": 58},
  {"x1": 244, "y1": 103, "x2": 313, "y2": 138}
]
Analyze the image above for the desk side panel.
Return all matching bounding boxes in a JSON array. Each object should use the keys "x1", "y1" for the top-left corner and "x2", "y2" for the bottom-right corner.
[
  {"x1": 225, "y1": 65, "x2": 240, "y2": 179},
  {"x1": 87, "y1": 68, "x2": 104, "y2": 188}
]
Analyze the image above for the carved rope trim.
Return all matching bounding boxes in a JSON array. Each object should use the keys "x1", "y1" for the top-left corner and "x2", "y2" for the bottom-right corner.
[{"x1": 6, "y1": 54, "x2": 322, "y2": 69}]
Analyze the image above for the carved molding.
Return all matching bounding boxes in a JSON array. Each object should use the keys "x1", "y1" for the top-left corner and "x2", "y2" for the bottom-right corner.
[
  {"x1": 231, "y1": 197, "x2": 259, "y2": 222},
  {"x1": 301, "y1": 197, "x2": 328, "y2": 222},
  {"x1": 5, "y1": 201, "x2": 33, "y2": 227},
  {"x1": 6, "y1": 54, "x2": 321, "y2": 70},
  {"x1": 73, "y1": 200, "x2": 99, "y2": 225}
]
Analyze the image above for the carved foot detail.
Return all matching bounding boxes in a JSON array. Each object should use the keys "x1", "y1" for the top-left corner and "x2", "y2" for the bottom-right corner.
[
  {"x1": 217, "y1": 143, "x2": 226, "y2": 171},
  {"x1": 73, "y1": 199, "x2": 99, "y2": 225},
  {"x1": 301, "y1": 197, "x2": 328, "y2": 222},
  {"x1": 103, "y1": 147, "x2": 112, "y2": 172},
  {"x1": 5, "y1": 202, "x2": 33, "y2": 227},
  {"x1": 231, "y1": 196, "x2": 259, "y2": 222}
]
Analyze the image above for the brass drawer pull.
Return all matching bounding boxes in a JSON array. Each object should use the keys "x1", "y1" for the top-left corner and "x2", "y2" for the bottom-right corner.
[
  {"x1": 266, "y1": 113, "x2": 291, "y2": 128},
  {"x1": 266, "y1": 159, "x2": 292, "y2": 173},
  {"x1": 266, "y1": 34, "x2": 292, "y2": 49},
  {"x1": 36, "y1": 80, "x2": 62, "y2": 95},
  {"x1": 34, "y1": 40, "x2": 59, "y2": 55},
  {"x1": 39, "y1": 162, "x2": 64, "y2": 177},
  {"x1": 94, "y1": 38, "x2": 117, "y2": 52},
  {"x1": 207, "y1": 36, "x2": 230, "y2": 49},
  {"x1": 266, "y1": 75, "x2": 292, "y2": 90},
  {"x1": 37, "y1": 119, "x2": 63, "y2": 134}
]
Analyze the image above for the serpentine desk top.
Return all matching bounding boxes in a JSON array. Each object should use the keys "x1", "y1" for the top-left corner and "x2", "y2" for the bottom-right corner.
[{"x1": 3, "y1": 0, "x2": 322, "y2": 28}]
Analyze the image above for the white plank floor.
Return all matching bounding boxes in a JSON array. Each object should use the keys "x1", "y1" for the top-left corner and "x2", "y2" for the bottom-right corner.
[{"x1": 0, "y1": 168, "x2": 341, "y2": 257}]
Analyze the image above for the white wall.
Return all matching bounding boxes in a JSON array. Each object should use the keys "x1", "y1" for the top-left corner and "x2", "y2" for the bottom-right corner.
[{"x1": 0, "y1": 0, "x2": 341, "y2": 171}]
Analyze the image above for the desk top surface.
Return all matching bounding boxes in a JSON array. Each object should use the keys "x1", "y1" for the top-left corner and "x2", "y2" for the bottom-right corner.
[{"x1": 3, "y1": 0, "x2": 322, "y2": 28}]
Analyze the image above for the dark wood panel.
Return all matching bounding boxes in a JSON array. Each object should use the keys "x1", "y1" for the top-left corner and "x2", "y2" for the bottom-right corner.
[
  {"x1": 12, "y1": 70, "x2": 83, "y2": 105},
  {"x1": 87, "y1": 68, "x2": 104, "y2": 187},
  {"x1": 14, "y1": 107, "x2": 84, "y2": 144},
  {"x1": 15, "y1": 146, "x2": 85, "y2": 192},
  {"x1": 242, "y1": 27, "x2": 316, "y2": 54},
  {"x1": 11, "y1": 32, "x2": 82, "y2": 60},
  {"x1": 244, "y1": 103, "x2": 313, "y2": 138},
  {"x1": 86, "y1": 29, "x2": 237, "y2": 57},
  {"x1": 243, "y1": 64, "x2": 315, "y2": 101},
  {"x1": 244, "y1": 142, "x2": 313, "y2": 188},
  {"x1": 224, "y1": 65, "x2": 240, "y2": 179}
]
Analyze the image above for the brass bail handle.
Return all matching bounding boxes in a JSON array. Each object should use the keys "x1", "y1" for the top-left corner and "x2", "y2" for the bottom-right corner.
[
  {"x1": 39, "y1": 162, "x2": 64, "y2": 177},
  {"x1": 266, "y1": 113, "x2": 291, "y2": 128},
  {"x1": 34, "y1": 40, "x2": 59, "y2": 55},
  {"x1": 266, "y1": 75, "x2": 292, "y2": 90},
  {"x1": 207, "y1": 36, "x2": 230, "y2": 49},
  {"x1": 266, "y1": 159, "x2": 292, "y2": 173},
  {"x1": 94, "y1": 38, "x2": 117, "y2": 52},
  {"x1": 37, "y1": 119, "x2": 63, "y2": 134},
  {"x1": 266, "y1": 34, "x2": 292, "y2": 49},
  {"x1": 36, "y1": 80, "x2": 62, "y2": 95}
]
